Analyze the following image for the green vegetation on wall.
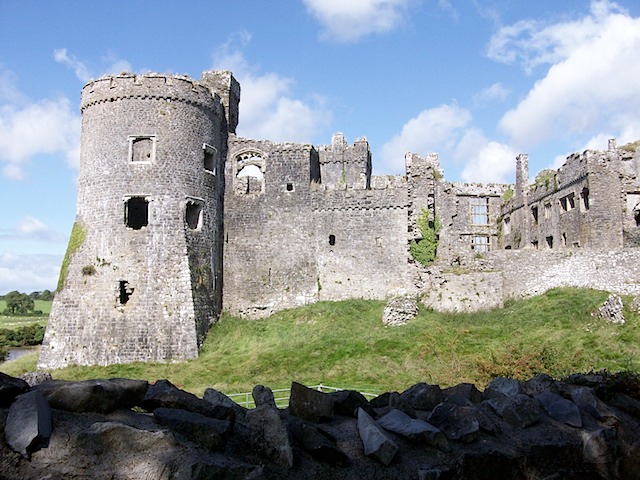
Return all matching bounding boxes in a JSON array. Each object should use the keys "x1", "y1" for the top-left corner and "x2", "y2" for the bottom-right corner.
[
  {"x1": 410, "y1": 208, "x2": 442, "y2": 266},
  {"x1": 57, "y1": 220, "x2": 87, "y2": 292},
  {"x1": 502, "y1": 187, "x2": 514, "y2": 202}
]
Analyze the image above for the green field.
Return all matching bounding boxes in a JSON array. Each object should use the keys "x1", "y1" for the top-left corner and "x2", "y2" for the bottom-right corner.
[
  {"x1": 2, "y1": 289, "x2": 638, "y2": 398},
  {"x1": 0, "y1": 300, "x2": 51, "y2": 329}
]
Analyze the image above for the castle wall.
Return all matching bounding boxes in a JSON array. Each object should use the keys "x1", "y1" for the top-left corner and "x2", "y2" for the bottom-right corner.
[
  {"x1": 39, "y1": 74, "x2": 227, "y2": 368},
  {"x1": 317, "y1": 133, "x2": 371, "y2": 188}
]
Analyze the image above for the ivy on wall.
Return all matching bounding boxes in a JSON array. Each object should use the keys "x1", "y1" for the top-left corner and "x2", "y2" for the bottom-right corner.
[{"x1": 410, "y1": 208, "x2": 441, "y2": 266}]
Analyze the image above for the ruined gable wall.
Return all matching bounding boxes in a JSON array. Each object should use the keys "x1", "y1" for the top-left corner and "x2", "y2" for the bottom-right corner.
[
  {"x1": 312, "y1": 177, "x2": 410, "y2": 301},
  {"x1": 40, "y1": 74, "x2": 226, "y2": 368},
  {"x1": 223, "y1": 137, "x2": 319, "y2": 318}
]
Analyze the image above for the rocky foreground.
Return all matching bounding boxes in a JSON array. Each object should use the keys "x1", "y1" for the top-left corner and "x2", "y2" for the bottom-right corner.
[{"x1": 1, "y1": 371, "x2": 639, "y2": 479}]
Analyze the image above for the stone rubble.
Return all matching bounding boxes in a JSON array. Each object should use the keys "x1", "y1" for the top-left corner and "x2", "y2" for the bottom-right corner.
[{"x1": 0, "y1": 372, "x2": 639, "y2": 479}]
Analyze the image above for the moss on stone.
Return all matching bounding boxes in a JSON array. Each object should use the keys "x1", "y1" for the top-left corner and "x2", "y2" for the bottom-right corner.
[{"x1": 57, "y1": 221, "x2": 87, "y2": 292}]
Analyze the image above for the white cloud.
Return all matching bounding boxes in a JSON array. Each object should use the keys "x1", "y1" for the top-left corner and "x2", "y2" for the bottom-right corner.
[
  {"x1": 0, "y1": 217, "x2": 66, "y2": 243},
  {"x1": 473, "y1": 82, "x2": 509, "y2": 104},
  {"x1": 491, "y1": 1, "x2": 640, "y2": 150},
  {"x1": 212, "y1": 40, "x2": 331, "y2": 143},
  {"x1": 0, "y1": 252, "x2": 61, "y2": 295},
  {"x1": 302, "y1": 0, "x2": 415, "y2": 42},
  {"x1": 379, "y1": 104, "x2": 471, "y2": 173},
  {"x1": 54, "y1": 48, "x2": 91, "y2": 82},
  {"x1": 54, "y1": 48, "x2": 134, "y2": 82},
  {"x1": 456, "y1": 129, "x2": 518, "y2": 183},
  {"x1": 0, "y1": 94, "x2": 81, "y2": 179}
]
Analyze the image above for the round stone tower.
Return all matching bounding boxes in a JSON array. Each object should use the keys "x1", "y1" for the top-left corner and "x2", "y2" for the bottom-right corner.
[{"x1": 39, "y1": 73, "x2": 229, "y2": 368}]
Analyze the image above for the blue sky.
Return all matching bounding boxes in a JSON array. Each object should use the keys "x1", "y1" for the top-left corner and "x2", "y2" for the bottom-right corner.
[{"x1": 1, "y1": 0, "x2": 640, "y2": 294}]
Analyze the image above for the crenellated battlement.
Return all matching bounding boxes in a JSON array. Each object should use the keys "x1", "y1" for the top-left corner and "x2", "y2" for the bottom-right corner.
[{"x1": 81, "y1": 73, "x2": 222, "y2": 113}]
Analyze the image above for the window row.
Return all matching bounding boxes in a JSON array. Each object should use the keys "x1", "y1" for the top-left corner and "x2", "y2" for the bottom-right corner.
[
  {"x1": 128, "y1": 136, "x2": 218, "y2": 174},
  {"x1": 124, "y1": 197, "x2": 204, "y2": 230}
]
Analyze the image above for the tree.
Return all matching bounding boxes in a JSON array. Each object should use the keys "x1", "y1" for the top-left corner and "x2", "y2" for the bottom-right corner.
[
  {"x1": 4, "y1": 291, "x2": 35, "y2": 315},
  {"x1": 410, "y1": 208, "x2": 442, "y2": 266}
]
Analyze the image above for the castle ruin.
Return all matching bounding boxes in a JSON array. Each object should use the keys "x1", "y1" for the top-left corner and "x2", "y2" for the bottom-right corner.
[{"x1": 38, "y1": 70, "x2": 640, "y2": 369}]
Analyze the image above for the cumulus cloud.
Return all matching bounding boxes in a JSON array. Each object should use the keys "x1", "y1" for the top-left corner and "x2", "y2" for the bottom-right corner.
[
  {"x1": 379, "y1": 104, "x2": 472, "y2": 173},
  {"x1": 212, "y1": 39, "x2": 331, "y2": 143},
  {"x1": 302, "y1": 0, "x2": 416, "y2": 42},
  {"x1": 0, "y1": 252, "x2": 61, "y2": 295},
  {"x1": 473, "y1": 82, "x2": 509, "y2": 105},
  {"x1": 53, "y1": 48, "x2": 92, "y2": 82},
  {"x1": 0, "y1": 217, "x2": 66, "y2": 243},
  {"x1": 456, "y1": 129, "x2": 518, "y2": 183},
  {"x1": 54, "y1": 48, "x2": 134, "y2": 82},
  {"x1": 490, "y1": 1, "x2": 640, "y2": 150}
]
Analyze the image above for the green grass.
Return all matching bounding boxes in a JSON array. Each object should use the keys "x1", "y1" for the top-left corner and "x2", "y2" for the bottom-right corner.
[
  {"x1": 2, "y1": 288, "x2": 638, "y2": 398},
  {"x1": 0, "y1": 300, "x2": 50, "y2": 329}
]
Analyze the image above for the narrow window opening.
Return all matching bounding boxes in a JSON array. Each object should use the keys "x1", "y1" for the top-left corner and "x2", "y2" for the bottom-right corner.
[
  {"x1": 531, "y1": 206, "x2": 538, "y2": 224},
  {"x1": 503, "y1": 216, "x2": 511, "y2": 234},
  {"x1": 118, "y1": 281, "x2": 134, "y2": 305},
  {"x1": 546, "y1": 236, "x2": 554, "y2": 249},
  {"x1": 532, "y1": 240, "x2": 539, "y2": 249},
  {"x1": 581, "y1": 188, "x2": 590, "y2": 211},
  {"x1": 125, "y1": 197, "x2": 148, "y2": 229},
  {"x1": 286, "y1": 183, "x2": 294, "y2": 192},
  {"x1": 185, "y1": 200, "x2": 203, "y2": 230},
  {"x1": 203, "y1": 144, "x2": 216, "y2": 173},
  {"x1": 635, "y1": 210, "x2": 640, "y2": 227},
  {"x1": 544, "y1": 202, "x2": 552, "y2": 219},
  {"x1": 329, "y1": 234, "x2": 336, "y2": 246},
  {"x1": 561, "y1": 232, "x2": 567, "y2": 247}
]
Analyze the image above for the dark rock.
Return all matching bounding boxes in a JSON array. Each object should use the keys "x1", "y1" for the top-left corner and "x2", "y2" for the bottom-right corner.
[
  {"x1": 252, "y1": 384, "x2": 276, "y2": 408},
  {"x1": 356, "y1": 407, "x2": 398, "y2": 465},
  {"x1": 243, "y1": 404, "x2": 293, "y2": 469},
  {"x1": 483, "y1": 377, "x2": 522, "y2": 399},
  {"x1": 369, "y1": 391, "x2": 397, "y2": 408},
  {"x1": 190, "y1": 461, "x2": 264, "y2": 479},
  {"x1": 443, "y1": 383, "x2": 483, "y2": 404},
  {"x1": 288, "y1": 381, "x2": 333, "y2": 422},
  {"x1": 141, "y1": 379, "x2": 232, "y2": 421},
  {"x1": 582, "y1": 428, "x2": 618, "y2": 464},
  {"x1": 537, "y1": 391, "x2": 582, "y2": 427},
  {"x1": 19, "y1": 371, "x2": 52, "y2": 387},
  {"x1": 570, "y1": 386, "x2": 614, "y2": 421},
  {"x1": 286, "y1": 416, "x2": 349, "y2": 466},
  {"x1": 399, "y1": 382, "x2": 443, "y2": 411},
  {"x1": 610, "y1": 393, "x2": 640, "y2": 417},
  {"x1": 154, "y1": 407, "x2": 231, "y2": 451},
  {"x1": 203, "y1": 387, "x2": 247, "y2": 417},
  {"x1": 376, "y1": 408, "x2": 447, "y2": 449},
  {"x1": 35, "y1": 378, "x2": 148, "y2": 413},
  {"x1": 0, "y1": 371, "x2": 30, "y2": 407},
  {"x1": 418, "y1": 467, "x2": 453, "y2": 480},
  {"x1": 4, "y1": 390, "x2": 52, "y2": 458},
  {"x1": 523, "y1": 373, "x2": 559, "y2": 397},
  {"x1": 330, "y1": 389, "x2": 375, "y2": 418},
  {"x1": 427, "y1": 403, "x2": 480, "y2": 442},
  {"x1": 487, "y1": 393, "x2": 542, "y2": 429}
]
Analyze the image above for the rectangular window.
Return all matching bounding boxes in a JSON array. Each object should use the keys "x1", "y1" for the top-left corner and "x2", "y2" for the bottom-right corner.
[
  {"x1": 471, "y1": 235, "x2": 490, "y2": 252},
  {"x1": 560, "y1": 193, "x2": 575, "y2": 212},
  {"x1": 124, "y1": 197, "x2": 149, "y2": 229},
  {"x1": 546, "y1": 236, "x2": 554, "y2": 249},
  {"x1": 531, "y1": 206, "x2": 538, "y2": 224},
  {"x1": 503, "y1": 216, "x2": 511, "y2": 234},
  {"x1": 580, "y1": 188, "x2": 590, "y2": 211},
  {"x1": 544, "y1": 202, "x2": 552, "y2": 219},
  {"x1": 129, "y1": 135, "x2": 156, "y2": 163},
  {"x1": 203, "y1": 143, "x2": 216, "y2": 173},
  {"x1": 469, "y1": 197, "x2": 489, "y2": 225}
]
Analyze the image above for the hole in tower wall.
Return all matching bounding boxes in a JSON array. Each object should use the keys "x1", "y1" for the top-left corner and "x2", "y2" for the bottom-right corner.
[
  {"x1": 286, "y1": 183, "x2": 294, "y2": 192},
  {"x1": 186, "y1": 200, "x2": 204, "y2": 230},
  {"x1": 329, "y1": 234, "x2": 336, "y2": 246},
  {"x1": 125, "y1": 197, "x2": 149, "y2": 229},
  {"x1": 118, "y1": 281, "x2": 134, "y2": 305},
  {"x1": 129, "y1": 136, "x2": 155, "y2": 163},
  {"x1": 203, "y1": 143, "x2": 216, "y2": 173}
]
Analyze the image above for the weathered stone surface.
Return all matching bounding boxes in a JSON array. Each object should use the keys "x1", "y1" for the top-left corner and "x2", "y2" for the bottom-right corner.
[
  {"x1": 593, "y1": 293, "x2": 625, "y2": 324},
  {"x1": 288, "y1": 381, "x2": 334, "y2": 422},
  {"x1": 0, "y1": 372, "x2": 30, "y2": 407},
  {"x1": 356, "y1": 407, "x2": 398, "y2": 465},
  {"x1": 252, "y1": 384, "x2": 276, "y2": 408},
  {"x1": 35, "y1": 378, "x2": 148, "y2": 414},
  {"x1": 203, "y1": 387, "x2": 247, "y2": 417},
  {"x1": 376, "y1": 408, "x2": 447, "y2": 449},
  {"x1": 536, "y1": 391, "x2": 582, "y2": 427},
  {"x1": 483, "y1": 377, "x2": 522, "y2": 399},
  {"x1": 141, "y1": 379, "x2": 232, "y2": 421},
  {"x1": 154, "y1": 407, "x2": 231, "y2": 451},
  {"x1": 382, "y1": 297, "x2": 418, "y2": 326},
  {"x1": 399, "y1": 382, "x2": 443, "y2": 411},
  {"x1": 286, "y1": 416, "x2": 349, "y2": 466},
  {"x1": 487, "y1": 393, "x2": 542, "y2": 429},
  {"x1": 570, "y1": 386, "x2": 614, "y2": 421},
  {"x1": 582, "y1": 428, "x2": 617, "y2": 464},
  {"x1": 244, "y1": 404, "x2": 293, "y2": 469},
  {"x1": 5, "y1": 391, "x2": 52, "y2": 458},
  {"x1": 443, "y1": 383, "x2": 483, "y2": 404},
  {"x1": 18, "y1": 371, "x2": 52, "y2": 387},
  {"x1": 427, "y1": 403, "x2": 480, "y2": 442},
  {"x1": 523, "y1": 373, "x2": 559, "y2": 397},
  {"x1": 330, "y1": 389, "x2": 375, "y2": 418}
]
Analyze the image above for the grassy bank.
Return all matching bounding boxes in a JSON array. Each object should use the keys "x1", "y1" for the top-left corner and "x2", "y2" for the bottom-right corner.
[{"x1": 2, "y1": 289, "x2": 638, "y2": 397}]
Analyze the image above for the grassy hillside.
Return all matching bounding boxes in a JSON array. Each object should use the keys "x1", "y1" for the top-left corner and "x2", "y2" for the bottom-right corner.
[
  {"x1": 2, "y1": 288, "x2": 638, "y2": 397},
  {"x1": 0, "y1": 300, "x2": 51, "y2": 330}
]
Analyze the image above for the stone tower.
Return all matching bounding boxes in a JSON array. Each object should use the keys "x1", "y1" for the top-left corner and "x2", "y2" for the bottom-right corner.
[{"x1": 38, "y1": 73, "x2": 231, "y2": 368}]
